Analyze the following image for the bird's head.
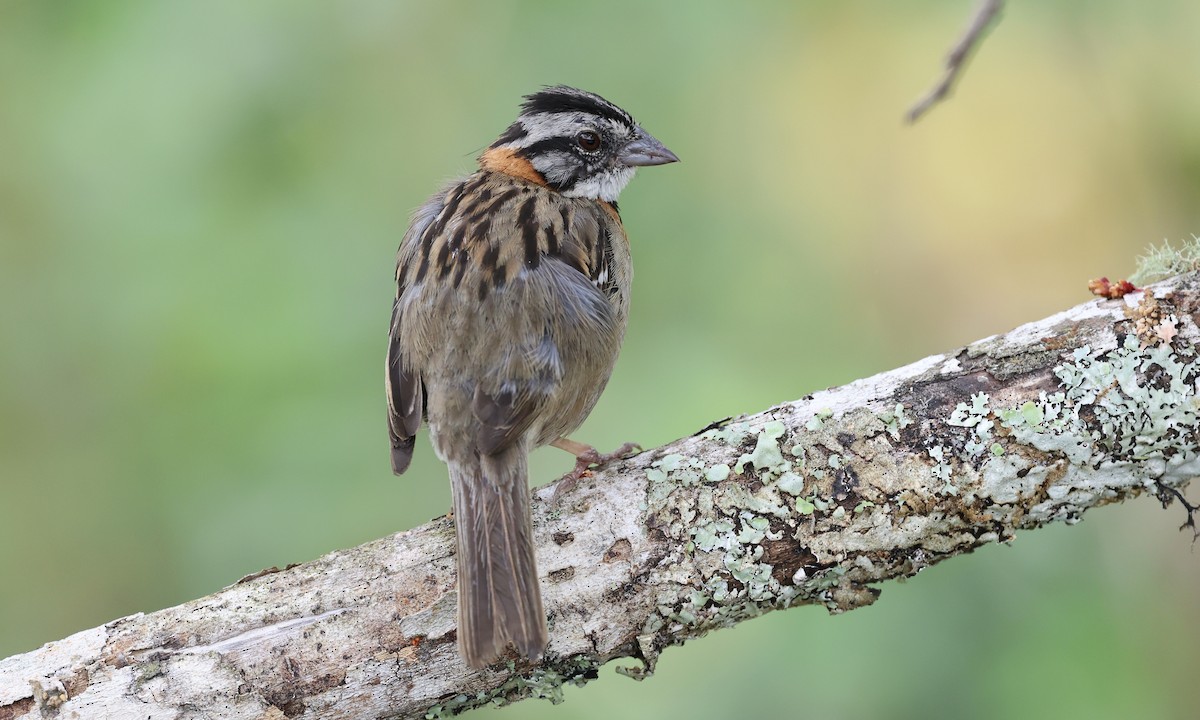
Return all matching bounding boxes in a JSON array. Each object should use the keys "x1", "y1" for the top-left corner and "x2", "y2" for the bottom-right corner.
[{"x1": 480, "y1": 86, "x2": 678, "y2": 202}]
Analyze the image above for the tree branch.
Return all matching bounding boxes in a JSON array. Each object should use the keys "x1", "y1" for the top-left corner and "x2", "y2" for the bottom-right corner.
[
  {"x1": 4, "y1": 273, "x2": 1200, "y2": 720},
  {"x1": 907, "y1": 0, "x2": 1005, "y2": 123}
]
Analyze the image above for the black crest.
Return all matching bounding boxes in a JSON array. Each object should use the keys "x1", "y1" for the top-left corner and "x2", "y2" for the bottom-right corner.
[{"x1": 519, "y1": 86, "x2": 633, "y2": 129}]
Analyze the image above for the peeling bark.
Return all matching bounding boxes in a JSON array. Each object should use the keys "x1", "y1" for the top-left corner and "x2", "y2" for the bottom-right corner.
[{"x1": 3, "y1": 274, "x2": 1199, "y2": 720}]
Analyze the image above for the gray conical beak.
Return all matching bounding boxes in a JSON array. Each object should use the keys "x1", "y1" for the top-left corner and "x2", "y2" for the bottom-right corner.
[{"x1": 618, "y1": 130, "x2": 679, "y2": 167}]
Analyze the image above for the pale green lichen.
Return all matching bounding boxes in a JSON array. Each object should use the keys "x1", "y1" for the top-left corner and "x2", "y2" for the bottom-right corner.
[
  {"x1": 642, "y1": 317, "x2": 1198, "y2": 680},
  {"x1": 805, "y1": 408, "x2": 833, "y2": 431},
  {"x1": 948, "y1": 392, "x2": 996, "y2": 457},
  {"x1": 1131, "y1": 235, "x2": 1200, "y2": 285},
  {"x1": 692, "y1": 519, "x2": 735, "y2": 553},
  {"x1": 990, "y1": 337, "x2": 1199, "y2": 471},
  {"x1": 734, "y1": 420, "x2": 786, "y2": 478},
  {"x1": 644, "y1": 418, "x2": 829, "y2": 641},
  {"x1": 928, "y1": 444, "x2": 957, "y2": 495},
  {"x1": 702, "y1": 421, "x2": 752, "y2": 446},
  {"x1": 425, "y1": 694, "x2": 475, "y2": 718},
  {"x1": 658, "y1": 454, "x2": 686, "y2": 472},
  {"x1": 879, "y1": 402, "x2": 913, "y2": 440},
  {"x1": 776, "y1": 471, "x2": 805, "y2": 496},
  {"x1": 809, "y1": 565, "x2": 847, "y2": 591},
  {"x1": 705, "y1": 464, "x2": 731, "y2": 483},
  {"x1": 423, "y1": 657, "x2": 603, "y2": 716},
  {"x1": 939, "y1": 332, "x2": 1199, "y2": 522},
  {"x1": 1053, "y1": 338, "x2": 1198, "y2": 461}
]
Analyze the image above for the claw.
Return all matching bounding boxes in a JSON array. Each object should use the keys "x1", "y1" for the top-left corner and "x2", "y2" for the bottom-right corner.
[{"x1": 549, "y1": 439, "x2": 642, "y2": 501}]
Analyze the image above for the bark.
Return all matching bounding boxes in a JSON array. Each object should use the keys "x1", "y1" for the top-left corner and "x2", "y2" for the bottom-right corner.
[{"x1": 3, "y1": 274, "x2": 1199, "y2": 720}]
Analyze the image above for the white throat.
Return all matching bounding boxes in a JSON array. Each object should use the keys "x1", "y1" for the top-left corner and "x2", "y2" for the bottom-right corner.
[{"x1": 560, "y1": 166, "x2": 636, "y2": 202}]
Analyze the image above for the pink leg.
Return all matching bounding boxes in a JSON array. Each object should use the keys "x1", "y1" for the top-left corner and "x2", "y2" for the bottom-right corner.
[{"x1": 549, "y1": 438, "x2": 642, "y2": 498}]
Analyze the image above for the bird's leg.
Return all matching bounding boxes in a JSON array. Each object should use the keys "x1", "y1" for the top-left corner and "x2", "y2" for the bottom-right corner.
[{"x1": 549, "y1": 437, "x2": 641, "y2": 499}]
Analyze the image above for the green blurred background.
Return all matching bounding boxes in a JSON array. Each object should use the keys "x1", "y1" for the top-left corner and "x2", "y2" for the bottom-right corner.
[{"x1": 2, "y1": 1, "x2": 1198, "y2": 718}]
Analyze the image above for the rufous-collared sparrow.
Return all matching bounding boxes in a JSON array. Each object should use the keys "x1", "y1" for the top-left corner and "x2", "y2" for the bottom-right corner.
[{"x1": 387, "y1": 86, "x2": 678, "y2": 668}]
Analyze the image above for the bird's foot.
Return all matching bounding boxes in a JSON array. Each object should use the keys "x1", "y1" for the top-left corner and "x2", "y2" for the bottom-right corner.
[{"x1": 549, "y1": 438, "x2": 642, "y2": 501}]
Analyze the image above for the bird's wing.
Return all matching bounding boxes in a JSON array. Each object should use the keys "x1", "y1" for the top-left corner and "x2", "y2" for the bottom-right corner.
[{"x1": 386, "y1": 193, "x2": 445, "y2": 474}]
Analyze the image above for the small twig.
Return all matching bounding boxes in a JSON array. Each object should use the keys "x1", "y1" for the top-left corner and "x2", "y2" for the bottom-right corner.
[
  {"x1": 1156, "y1": 483, "x2": 1200, "y2": 540},
  {"x1": 906, "y1": 0, "x2": 1005, "y2": 123}
]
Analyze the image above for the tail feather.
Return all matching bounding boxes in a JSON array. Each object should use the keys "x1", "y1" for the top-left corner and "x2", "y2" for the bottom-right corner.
[{"x1": 450, "y1": 451, "x2": 547, "y2": 667}]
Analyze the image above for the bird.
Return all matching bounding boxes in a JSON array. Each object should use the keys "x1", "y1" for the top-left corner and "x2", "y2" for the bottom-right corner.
[{"x1": 386, "y1": 86, "x2": 678, "y2": 668}]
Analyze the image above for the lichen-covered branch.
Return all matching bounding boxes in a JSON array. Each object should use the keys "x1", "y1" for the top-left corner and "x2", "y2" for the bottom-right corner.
[{"x1": 3, "y1": 274, "x2": 1199, "y2": 720}]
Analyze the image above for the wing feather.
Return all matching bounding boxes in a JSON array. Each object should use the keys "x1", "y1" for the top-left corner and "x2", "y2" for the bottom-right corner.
[
  {"x1": 386, "y1": 299, "x2": 423, "y2": 474},
  {"x1": 386, "y1": 193, "x2": 446, "y2": 474}
]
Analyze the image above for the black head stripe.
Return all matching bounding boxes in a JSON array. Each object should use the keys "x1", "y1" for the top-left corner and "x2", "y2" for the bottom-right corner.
[
  {"x1": 489, "y1": 122, "x2": 529, "y2": 149},
  {"x1": 520, "y1": 86, "x2": 633, "y2": 129},
  {"x1": 519, "y1": 136, "x2": 577, "y2": 158}
]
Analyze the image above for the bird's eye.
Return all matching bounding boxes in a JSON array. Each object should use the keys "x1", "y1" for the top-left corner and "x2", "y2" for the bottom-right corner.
[{"x1": 576, "y1": 130, "x2": 601, "y2": 152}]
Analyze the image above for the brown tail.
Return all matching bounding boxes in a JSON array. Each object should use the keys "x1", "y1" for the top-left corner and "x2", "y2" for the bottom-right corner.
[{"x1": 448, "y1": 450, "x2": 547, "y2": 668}]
